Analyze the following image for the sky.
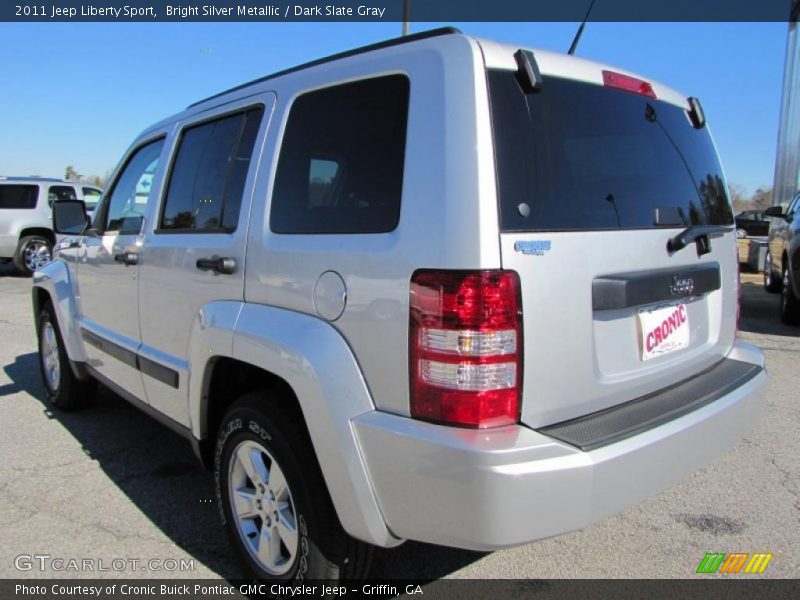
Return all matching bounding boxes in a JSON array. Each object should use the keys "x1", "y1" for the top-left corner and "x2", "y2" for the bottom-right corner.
[{"x1": 0, "y1": 21, "x2": 787, "y2": 195}]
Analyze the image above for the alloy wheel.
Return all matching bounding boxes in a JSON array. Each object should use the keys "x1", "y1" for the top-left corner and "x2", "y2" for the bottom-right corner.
[
  {"x1": 40, "y1": 321, "x2": 61, "y2": 393},
  {"x1": 24, "y1": 240, "x2": 52, "y2": 272},
  {"x1": 228, "y1": 440, "x2": 299, "y2": 576}
]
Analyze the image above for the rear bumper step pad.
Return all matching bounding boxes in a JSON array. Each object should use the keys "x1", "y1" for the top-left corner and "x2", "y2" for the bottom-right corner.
[{"x1": 538, "y1": 358, "x2": 762, "y2": 451}]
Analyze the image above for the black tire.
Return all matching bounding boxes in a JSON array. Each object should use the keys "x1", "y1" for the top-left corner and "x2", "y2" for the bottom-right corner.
[
  {"x1": 14, "y1": 235, "x2": 53, "y2": 276},
  {"x1": 779, "y1": 263, "x2": 800, "y2": 326},
  {"x1": 215, "y1": 392, "x2": 372, "y2": 581},
  {"x1": 37, "y1": 302, "x2": 95, "y2": 409},
  {"x1": 764, "y1": 251, "x2": 782, "y2": 293}
]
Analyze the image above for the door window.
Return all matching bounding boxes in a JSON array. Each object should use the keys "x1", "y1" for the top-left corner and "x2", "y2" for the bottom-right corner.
[
  {"x1": 102, "y1": 139, "x2": 164, "y2": 234},
  {"x1": 48, "y1": 185, "x2": 78, "y2": 208},
  {"x1": 159, "y1": 107, "x2": 263, "y2": 232}
]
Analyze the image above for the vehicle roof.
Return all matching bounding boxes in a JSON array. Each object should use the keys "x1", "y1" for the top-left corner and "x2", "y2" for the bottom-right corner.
[
  {"x1": 139, "y1": 27, "x2": 462, "y2": 136},
  {"x1": 0, "y1": 177, "x2": 102, "y2": 189},
  {"x1": 140, "y1": 27, "x2": 690, "y2": 137},
  {"x1": 0, "y1": 176, "x2": 67, "y2": 183},
  {"x1": 189, "y1": 27, "x2": 463, "y2": 109}
]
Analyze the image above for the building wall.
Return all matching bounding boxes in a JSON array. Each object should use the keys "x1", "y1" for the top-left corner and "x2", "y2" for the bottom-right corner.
[{"x1": 773, "y1": 7, "x2": 800, "y2": 207}]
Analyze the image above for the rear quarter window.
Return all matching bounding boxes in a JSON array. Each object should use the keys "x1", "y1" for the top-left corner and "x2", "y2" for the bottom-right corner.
[
  {"x1": 270, "y1": 75, "x2": 409, "y2": 234},
  {"x1": 0, "y1": 185, "x2": 39, "y2": 209}
]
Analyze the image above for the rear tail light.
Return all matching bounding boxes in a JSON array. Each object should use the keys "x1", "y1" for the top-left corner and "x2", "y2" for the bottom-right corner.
[
  {"x1": 602, "y1": 70, "x2": 657, "y2": 99},
  {"x1": 409, "y1": 270, "x2": 522, "y2": 428}
]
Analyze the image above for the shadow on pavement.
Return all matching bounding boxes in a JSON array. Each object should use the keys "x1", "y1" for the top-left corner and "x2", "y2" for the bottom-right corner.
[
  {"x1": 738, "y1": 281, "x2": 800, "y2": 337},
  {"x1": 2, "y1": 351, "x2": 485, "y2": 579},
  {"x1": 0, "y1": 262, "x2": 25, "y2": 278}
]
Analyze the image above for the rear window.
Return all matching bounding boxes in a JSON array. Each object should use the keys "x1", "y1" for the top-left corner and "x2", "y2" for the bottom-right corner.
[
  {"x1": 0, "y1": 185, "x2": 39, "y2": 209},
  {"x1": 488, "y1": 71, "x2": 733, "y2": 231}
]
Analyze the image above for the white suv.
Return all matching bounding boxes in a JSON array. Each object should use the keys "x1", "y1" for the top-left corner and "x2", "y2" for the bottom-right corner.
[
  {"x1": 0, "y1": 177, "x2": 102, "y2": 275},
  {"x1": 34, "y1": 28, "x2": 766, "y2": 581}
]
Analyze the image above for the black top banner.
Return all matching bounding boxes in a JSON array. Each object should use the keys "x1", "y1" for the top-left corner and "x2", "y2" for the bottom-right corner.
[{"x1": 2, "y1": 0, "x2": 796, "y2": 23}]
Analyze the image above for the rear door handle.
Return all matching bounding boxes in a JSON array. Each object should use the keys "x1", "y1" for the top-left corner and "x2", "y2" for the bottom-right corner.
[
  {"x1": 196, "y1": 256, "x2": 236, "y2": 275},
  {"x1": 113, "y1": 251, "x2": 139, "y2": 266}
]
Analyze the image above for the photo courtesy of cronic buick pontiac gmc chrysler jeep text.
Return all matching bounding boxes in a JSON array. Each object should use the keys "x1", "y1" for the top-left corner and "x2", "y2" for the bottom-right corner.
[{"x1": 32, "y1": 28, "x2": 767, "y2": 581}]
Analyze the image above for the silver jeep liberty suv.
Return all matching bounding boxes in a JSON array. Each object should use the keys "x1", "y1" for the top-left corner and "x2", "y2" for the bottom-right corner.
[{"x1": 33, "y1": 28, "x2": 766, "y2": 580}]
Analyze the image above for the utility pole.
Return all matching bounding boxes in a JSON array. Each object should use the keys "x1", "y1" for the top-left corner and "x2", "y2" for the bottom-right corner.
[{"x1": 402, "y1": 0, "x2": 410, "y2": 36}]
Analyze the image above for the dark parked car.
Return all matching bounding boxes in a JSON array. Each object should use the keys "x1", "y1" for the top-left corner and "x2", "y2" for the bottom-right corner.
[
  {"x1": 764, "y1": 195, "x2": 800, "y2": 324},
  {"x1": 735, "y1": 209, "x2": 770, "y2": 238}
]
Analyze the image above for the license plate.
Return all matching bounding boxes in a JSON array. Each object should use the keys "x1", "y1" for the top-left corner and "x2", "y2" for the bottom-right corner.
[{"x1": 638, "y1": 302, "x2": 690, "y2": 361}]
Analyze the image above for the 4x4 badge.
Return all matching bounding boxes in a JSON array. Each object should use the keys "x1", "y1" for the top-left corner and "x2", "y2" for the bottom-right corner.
[
  {"x1": 514, "y1": 240, "x2": 552, "y2": 256},
  {"x1": 670, "y1": 276, "x2": 695, "y2": 295}
]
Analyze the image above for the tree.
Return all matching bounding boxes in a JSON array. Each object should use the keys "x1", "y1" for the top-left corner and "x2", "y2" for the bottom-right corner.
[
  {"x1": 751, "y1": 187, "x2": 773, "y2": 210},
  {"x1": 64, "y1": 165, "x2": 81, "y2": 182},
  {"x1": 63, "y1": 166, "x2": 107, "y2": 187},
  {"x1": 728, "y1": 183, "x2": 749, "y2": 212}
]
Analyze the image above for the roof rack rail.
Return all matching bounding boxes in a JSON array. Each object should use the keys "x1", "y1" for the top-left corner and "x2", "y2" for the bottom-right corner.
[
  {"x1": 0, "y1": 176, "x2": 65, "y2": 182},
  {"x1": 188, "y1": 26, "x2": 462, "y2": 109}
]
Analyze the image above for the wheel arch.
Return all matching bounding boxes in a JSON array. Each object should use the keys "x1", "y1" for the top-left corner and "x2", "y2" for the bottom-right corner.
[
  {"x1": 31, "y1": 260, "x2": 88, "y2": 373},
  {"x1": 189, "y1": 302, "x2": 400, "y2": 549},
  {"x1": 19, "y1": 227, "x2": 56, "y2": 247},
  {"x1": 193, "y1": 356, "x2": 304, "y2": 470}
]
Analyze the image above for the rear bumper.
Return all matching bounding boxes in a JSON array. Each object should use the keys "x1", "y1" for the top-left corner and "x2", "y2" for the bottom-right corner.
[{"x1": 352, "y1": 341, "x2": 765, "y2": 551}]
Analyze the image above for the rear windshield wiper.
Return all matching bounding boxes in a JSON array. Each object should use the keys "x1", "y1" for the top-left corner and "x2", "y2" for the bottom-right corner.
[{"x1": 667, "y1": 225, "x2": 732, "y2": 255}]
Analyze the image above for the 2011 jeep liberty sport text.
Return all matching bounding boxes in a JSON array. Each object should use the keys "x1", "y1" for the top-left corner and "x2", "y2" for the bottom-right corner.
[{"x1": 33, "y1": 28, "x2": 766, "y2": 580}]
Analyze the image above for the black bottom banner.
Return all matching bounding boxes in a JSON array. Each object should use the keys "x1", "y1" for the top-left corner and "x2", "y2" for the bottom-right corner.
[{"x1": 3, "y1": 579, "x2": 799, "y2": 600}]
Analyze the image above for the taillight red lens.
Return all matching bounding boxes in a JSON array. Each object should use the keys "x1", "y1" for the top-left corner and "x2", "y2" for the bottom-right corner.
[
  {"x1": 602, "y1": 70, "x2": 657, "y2": 99},
  {"x1": 410, "y1": 270, "x2": 522, "y2": 428}
]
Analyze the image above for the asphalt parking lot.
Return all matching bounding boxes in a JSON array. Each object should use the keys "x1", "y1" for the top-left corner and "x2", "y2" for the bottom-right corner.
[{"x1": 0, "y1": 263, "x2": 797, "y2": 579}]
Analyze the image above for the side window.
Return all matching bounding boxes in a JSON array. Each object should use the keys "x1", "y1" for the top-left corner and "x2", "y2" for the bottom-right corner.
[
  {"x1": 48, "y1": 185, "x2": 78, "y2": 208},
  {"x1": 82, "y1": 187, "x2": 102, "y2": 211},
  {"x1": 159, "y1": 107, "x2": 263, "y2": 232},
  {"x1": 103, "y1": 138, "x2": 164, "y2": 234},
  {"x1": 0, "y1": 185, "x2": 39, "y2": 209},
  {"x1": 270, "y1": 75, "x2": 410, "y2": 234}
]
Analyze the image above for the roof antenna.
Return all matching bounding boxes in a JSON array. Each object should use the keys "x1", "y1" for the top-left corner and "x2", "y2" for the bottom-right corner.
[{"x1": 568, "y1": 0, "x2": 598, "y2": 55}]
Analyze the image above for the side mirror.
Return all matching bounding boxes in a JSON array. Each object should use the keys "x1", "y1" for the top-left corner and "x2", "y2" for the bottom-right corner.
[
  {"x1": 763, "y1": 205, "x2": 784, "y2": 218},
  {"x1": 53, "y1": 200, "x2": 90, "y2": 235}
]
